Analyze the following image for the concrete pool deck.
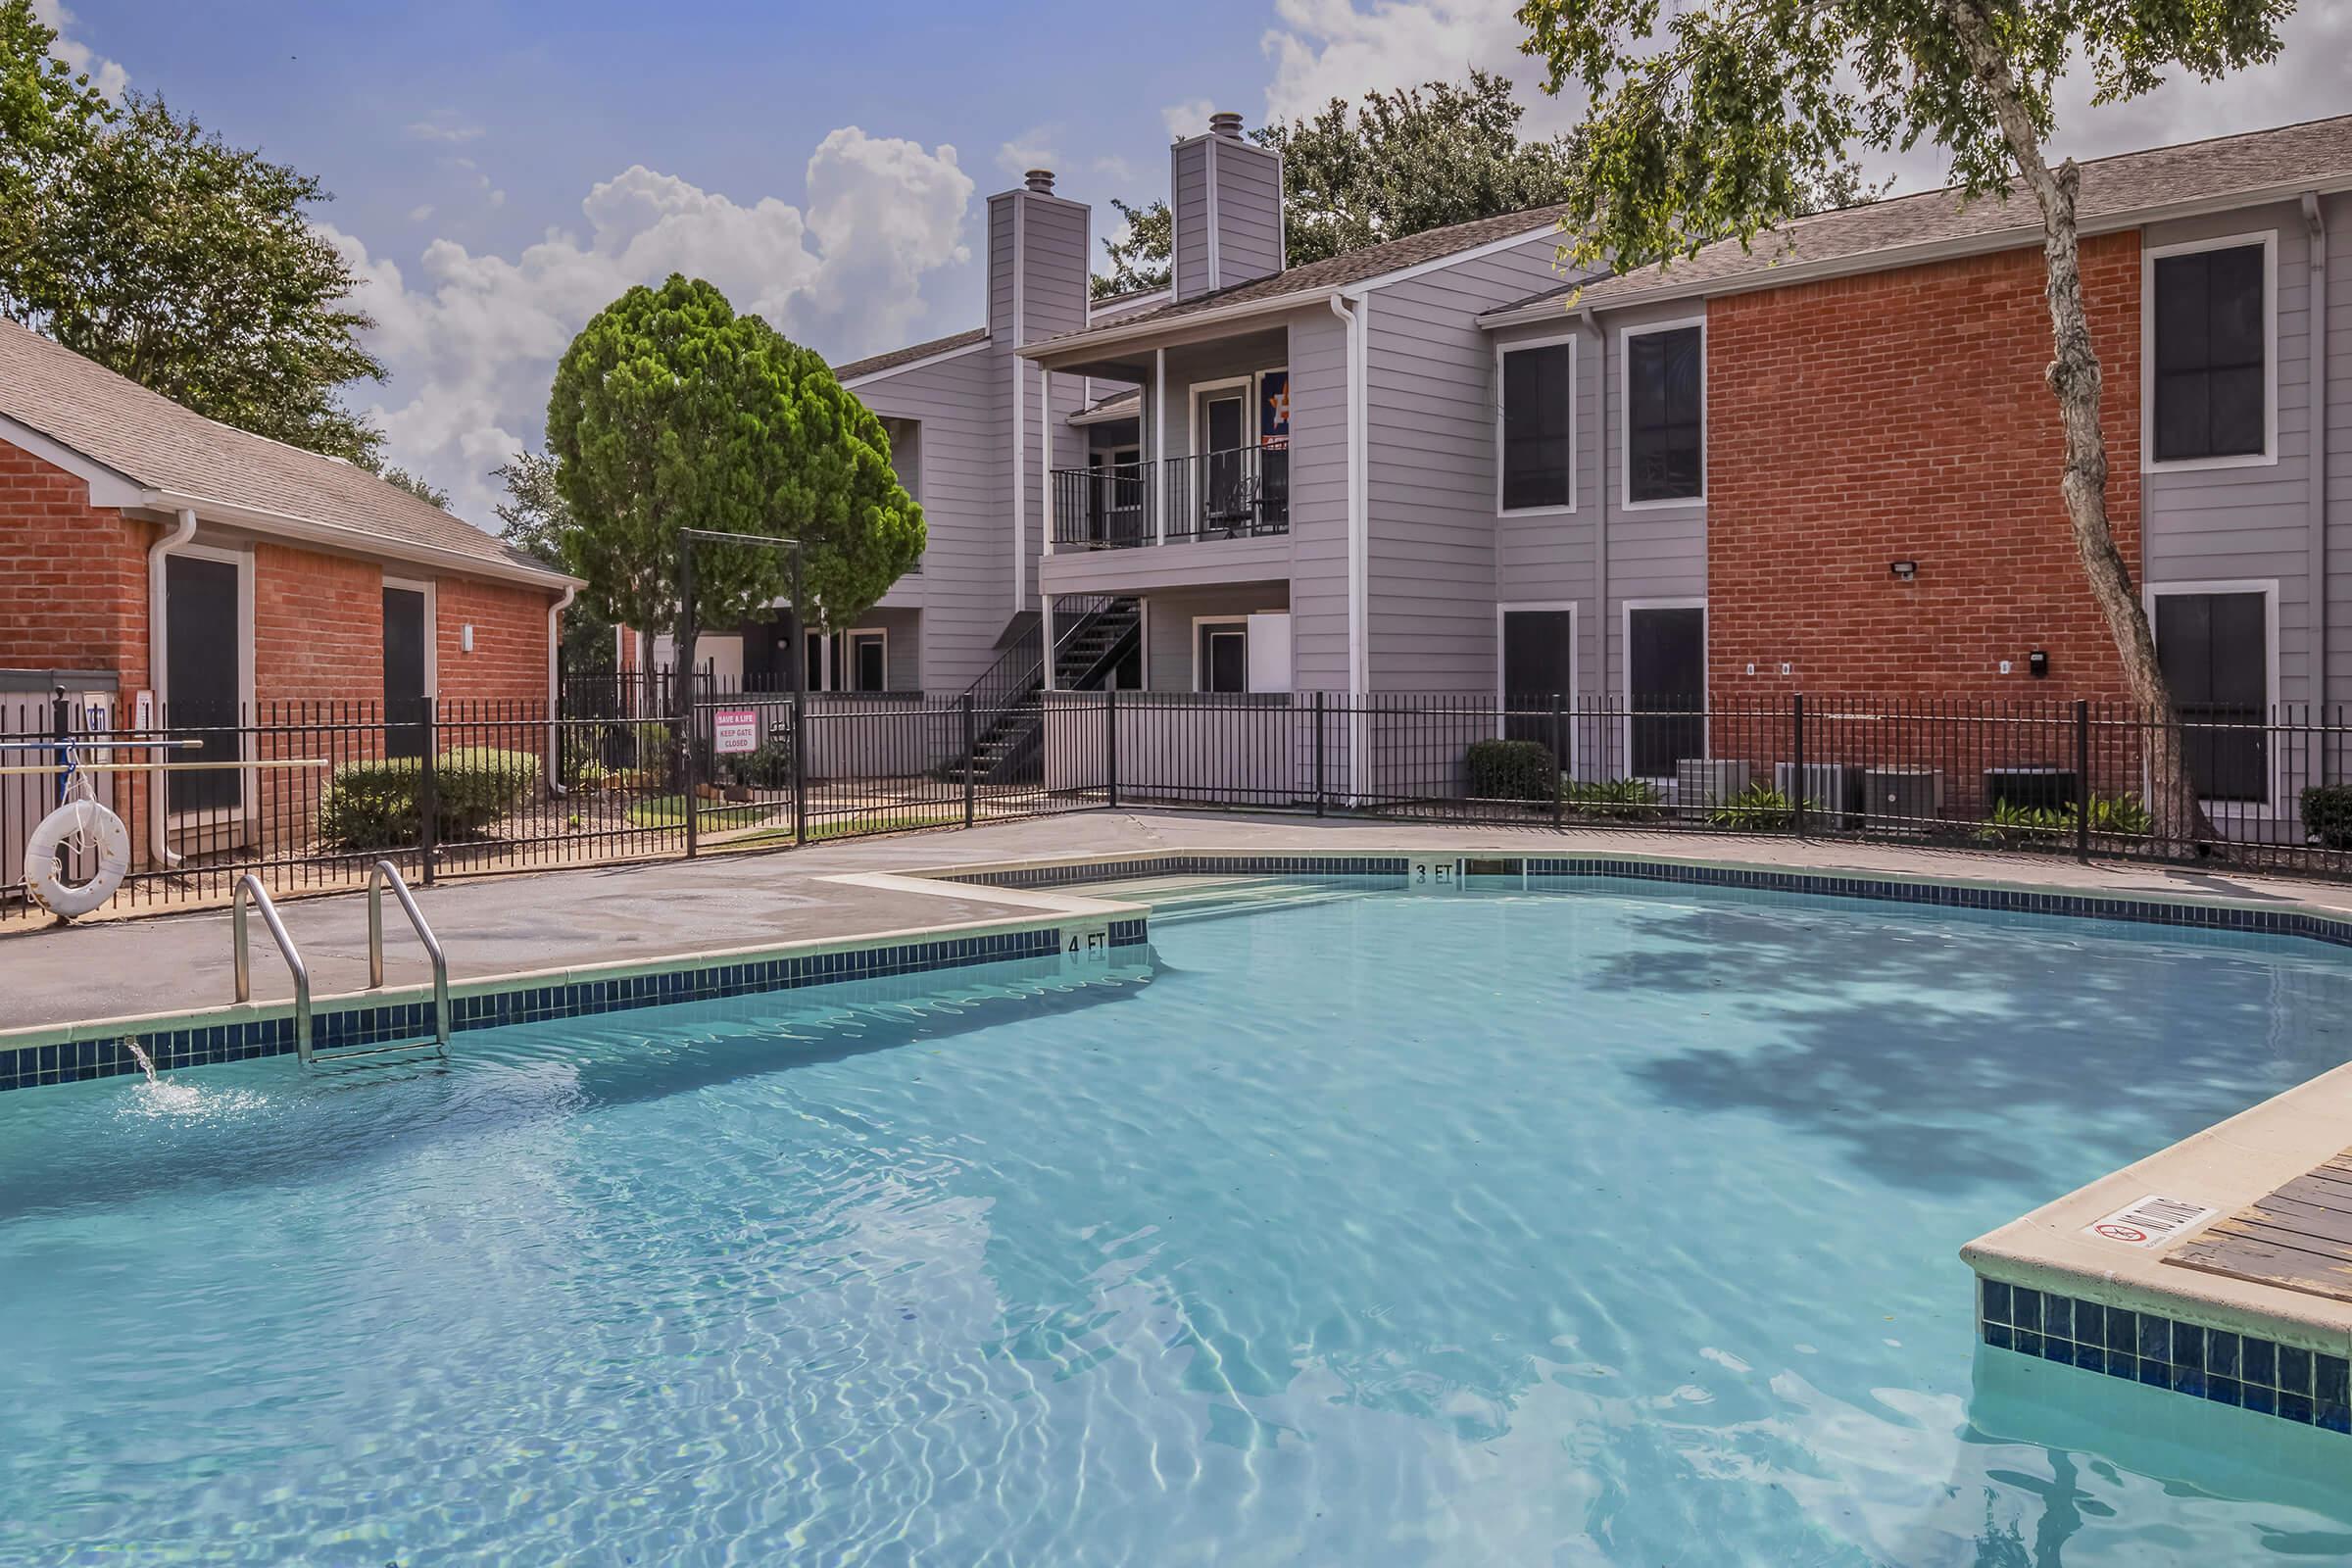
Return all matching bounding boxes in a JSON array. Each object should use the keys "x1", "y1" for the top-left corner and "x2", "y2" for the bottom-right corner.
[{"x1": 11, "y1": 808, "x2": 2352, "y2": 1034}]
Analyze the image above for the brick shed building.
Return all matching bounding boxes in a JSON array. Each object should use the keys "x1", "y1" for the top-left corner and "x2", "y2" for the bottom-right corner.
[{"x1": 0, "y1": 318, "x2": 578, "y2": 870}]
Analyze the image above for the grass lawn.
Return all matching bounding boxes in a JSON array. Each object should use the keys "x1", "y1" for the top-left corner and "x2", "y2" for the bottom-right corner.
[{"x1": 622, "y1": 795, "x2": 779, "y2": 830}]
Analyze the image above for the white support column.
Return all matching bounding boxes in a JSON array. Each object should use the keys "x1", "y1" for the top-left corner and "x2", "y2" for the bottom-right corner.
[
  {"x1": 1041, "y1": 594, "x2": 1058, "y2": 691},
  {"x1": 1153, "y1": 348, "x2": 1167, "y2": 546},
  {"x1": 1041, "y1": 365, "x2": 1054, "y2": 556}
]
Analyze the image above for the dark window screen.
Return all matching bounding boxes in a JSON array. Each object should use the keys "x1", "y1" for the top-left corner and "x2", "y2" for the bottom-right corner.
[
  {"x1": 1628, "y1": 327, "x2": 1703, "y2": 501},
  {"x1": 1628, "y1": 606, "x2": 1704, "y2": 777},
  {"x1": 2153, "y1": 245, "x2": 2265, "y2": 462},
  {"x1": 1500, "y1": 343, "x2": 1572, "y2": 510},
  {"x1": 2156, "y1": 591, "x2": 2267, "y2": 801}
]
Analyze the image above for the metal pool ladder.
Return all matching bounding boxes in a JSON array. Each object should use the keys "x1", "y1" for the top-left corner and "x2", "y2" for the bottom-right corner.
[
  {"x1": 347, "y1": 859, "x2": 452, "y2": 1065},
  {"x1": 233, "y1": 873, "x2": 313, "y2": 1061}
]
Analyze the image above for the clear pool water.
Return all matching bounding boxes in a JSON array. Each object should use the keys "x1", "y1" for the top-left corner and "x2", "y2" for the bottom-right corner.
[{"x1": 10, "y1": 881, "x2": 2352, "y2": 1566}]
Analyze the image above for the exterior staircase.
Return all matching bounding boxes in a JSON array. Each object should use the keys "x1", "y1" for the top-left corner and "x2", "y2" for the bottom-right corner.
[{"x1": 945, "y1": 596, "x2": 1140, "y2": 786}]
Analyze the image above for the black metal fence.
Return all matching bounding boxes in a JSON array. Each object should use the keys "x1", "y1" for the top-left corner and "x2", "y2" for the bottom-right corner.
[{"x1": 11, "y1": 687, "x2": 2352, "y2": 922}]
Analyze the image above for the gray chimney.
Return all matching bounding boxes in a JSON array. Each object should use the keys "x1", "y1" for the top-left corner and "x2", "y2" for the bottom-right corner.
[
  {"x1": 1169, "y1": 111, "x2": 1284, "y2": 302},
  {"x1": 986, "y1": 174, "x2": 1087, "y2": 346}
]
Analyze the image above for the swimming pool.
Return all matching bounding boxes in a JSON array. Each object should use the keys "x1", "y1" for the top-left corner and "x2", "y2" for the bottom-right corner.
[{"x1": 8, "y1": 878, "x2": 2352, "y2": 1565}]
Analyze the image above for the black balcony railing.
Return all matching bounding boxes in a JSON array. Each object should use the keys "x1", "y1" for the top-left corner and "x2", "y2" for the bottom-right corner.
[
  {"x1": 1050, "y1": 446, "x2": 1290, "y2": 550},
  {"x1": 1052, "y1": 460, "x2": 1153, "y2": 550},
  {"x1": 1169, "y1": 445, "x2": 1287, "y2": 543}
]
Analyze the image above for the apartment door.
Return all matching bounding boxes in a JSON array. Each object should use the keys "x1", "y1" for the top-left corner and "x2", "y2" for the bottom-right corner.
[
  {"x1": 1628, "y1": 606, "x2": 1705, "y2": 778},
  {"x1": 165, "y1": 555, "x2": 242, "y2": 814},
  {"x1": 383, "y1": 586, "x2": 429, "y2": 757},
  {"x1": 1501, "y1": 608, "x2": 1574, "y2": 745},
  {"x1": 1200, "y1": 391, "x2": 1248, "y2": 532},
  {"x1": 2155, "y1": 590, "x2": 2268, "y2": 801},
  {"x1": 1198, "y1": 622, "x2": 1248, "y2": 693}
]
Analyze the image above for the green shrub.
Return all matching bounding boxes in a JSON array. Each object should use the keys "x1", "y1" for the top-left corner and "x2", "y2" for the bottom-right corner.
[
  {"x1": 1562, "y1": 777, "x2": 1665, "y2": 821},
  {"x1": 318, "y1": 747, "x2": 540, "y2": 848},
  {"x1": 1704, "y1": 782, "x2": 1820, "y2": 832},
  {"x1": 2303, "y1": 786, "x2": 2352, "y2": 849},
  {"x1": 1465, "y1": 739, "x2": 1558, "y2": 803},
  {"x1": 1975, "y1": 791, "x2": 2154, "y2": 846}
]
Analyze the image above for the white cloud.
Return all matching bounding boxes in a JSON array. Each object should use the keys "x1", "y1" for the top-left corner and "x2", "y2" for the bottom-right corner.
[
  {"x1": 405, "y1": 115, "x2": 485, "y2": 144},
  {"x1": 407, "y1": 204, "x2": 434, "y2": 222},
  {"x1": 997, "y1": 124, "x2": 1062, "y2": 177},
  {"x1": 29, "y1": 0, "x2": 126, "y2": 99},
  {"x1": 1161, "y1": 98, "x2": 1217, "y2": 141},
  {"x1": 338, "y1": 127, "x2": 974, "y2": 527}
]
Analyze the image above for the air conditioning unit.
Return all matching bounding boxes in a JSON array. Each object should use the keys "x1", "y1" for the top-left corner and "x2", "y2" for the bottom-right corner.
[
  {"x1": 1776, "y1": 761, "x2": 1864, "y2": 828},
  {"x1": 1674, "y1": 759, "x2": 1751, "y2": 814},
  {"x1": 1863, "y1": 767, "x2": 1944, "y2": 831}
]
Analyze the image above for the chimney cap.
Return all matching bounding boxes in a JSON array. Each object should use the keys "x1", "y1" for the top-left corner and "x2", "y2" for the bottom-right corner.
[
  {"x1": 1209, "y1": 111, "x2": 1244, "y2": 139},
  {"x1": 1024, "y1": 168, "x2": 1055, "y2": 193}
]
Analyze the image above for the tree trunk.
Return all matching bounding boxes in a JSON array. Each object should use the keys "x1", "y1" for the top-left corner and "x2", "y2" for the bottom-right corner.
[{"x1": 1946, "y1": 0, "x2": 2212, "y2": 849}]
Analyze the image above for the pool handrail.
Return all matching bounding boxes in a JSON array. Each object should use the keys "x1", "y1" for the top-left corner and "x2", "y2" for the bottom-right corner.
[{"x1": 231, "y1": 874, "x2": 313, "y2": 1062}]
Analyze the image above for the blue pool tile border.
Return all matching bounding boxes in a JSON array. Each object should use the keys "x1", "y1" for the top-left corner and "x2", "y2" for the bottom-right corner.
[
  {"x1": 1976, "y1": 1274, "x2": 2352, "y2": 1434},
  {"x1": 0, "y1": 924, "x2": 1092, "y2": 1093},
  {"x1": 951, "y1": 852, "x2": 2352, "y2": 949}
]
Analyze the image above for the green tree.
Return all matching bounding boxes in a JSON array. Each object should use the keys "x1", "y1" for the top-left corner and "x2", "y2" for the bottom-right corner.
[
  {"x1": 494, "y1": 450, "x2": 614, "y2": 678},
  {"x1": 380, "y1": 467, "x2": 449, "y2": 509},
  {"x1": 1092, "y1": 197, "x2": 1173, "y2": 299},
  {"x1": 545, "y1": 274, "x2": 923, "y2": 706},
  {"x1": 0, "y1": 0, "x2": 110, "y2": 274},
  {"x1": 1092, "y1": 72, "x2": 1582, "y2": 295},
  {"x1": 0, "y1": 79, "x2": 385, "y2": 464},
  {"x1": 1516, "y1": 0, "x2": 2288, "y2": 838}
]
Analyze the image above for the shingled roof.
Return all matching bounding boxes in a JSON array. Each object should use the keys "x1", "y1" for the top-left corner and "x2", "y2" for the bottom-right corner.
[
  {"x1": 1486, "y1": 112, "x2": 2352, "y2": 321},
  {"x1": 1027, "y1": 204, "x2": 1575, "y2": 354},
  {"x1": 0, "y1": 319, "x2": 570, "y2": 589},
  {"x1": 833, "y1": 326, "x2": 990, "y2": 384}
]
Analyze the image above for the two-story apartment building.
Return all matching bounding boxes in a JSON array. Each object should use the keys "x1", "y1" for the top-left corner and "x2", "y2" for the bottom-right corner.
[{"x1": 688, "y1": 109, "x2": 2352, "y2": 825}]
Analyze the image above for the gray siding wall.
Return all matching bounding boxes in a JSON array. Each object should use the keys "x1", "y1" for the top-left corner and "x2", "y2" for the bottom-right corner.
[
  {"x1": 2141, "y1": 199, "x2": 2330, "y2": 718},
  {"x1": 851, "y1": 340, "x2": 1004, "y2": 697},
  {"x1": 1143, "y1": 585, "x2": 1291, "y2": 690},
  {"x1": 1287, "y1": 304, "x2": 1350, "y2": 691},
  {"x1": 1361, "y1": 230, "x2": 1574, "y2": 694},
  {"x1": 1210, "y1": 138, "x2": 1283, "y2": 288},
  {"x1": 2331, "y1": 191, "x2": 2352, "y2": 710},
  {"x1": 1485, "y1": 297, "x2": 1713, "y2": 703},
  {"x1": 1171, "y1": 140, "x2": 1211, "y2": 303}
]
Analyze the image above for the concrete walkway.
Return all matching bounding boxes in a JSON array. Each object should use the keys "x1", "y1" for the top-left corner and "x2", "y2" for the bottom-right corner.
[{"x1": 7, "y1": 808, "x2": 2352, "y2": 1033}]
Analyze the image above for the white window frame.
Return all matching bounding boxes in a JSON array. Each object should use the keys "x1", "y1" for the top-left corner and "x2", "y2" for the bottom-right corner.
[
  {"x1": 1620, "y1": 596, "x2": 1708, "y2": 781},
  {"x1": 843, "y1": 626, "x2": 889, "y2": 693},
  {"x1": 1618, "y1": 316, "x2": 1708, "y2": 511},
  {"x1": 1191, "y1": 614, "x2": 1250, "y2": 693},
  {"x1": 1494, "y1": 333, "x2": 1578, "y2": 517},
  {"x1": 2143, "y1": 577, "x2": 2282, "y2": 818},
  {"x1": 1188, "y1": 374, "x2": 1256, "y2": 458},
  {"x1": 382, "y1": 575, "x2": 439, "y2": 700},
  {"x1": 163, "y1": 541, "x2": 256, "y2": 833},
  {"x1": 1495, "y1": 601, "x2": 1580, "y2": 750},
  {"x1": 2142, "y1": 229, "x2": 2279, "y2": 473}
]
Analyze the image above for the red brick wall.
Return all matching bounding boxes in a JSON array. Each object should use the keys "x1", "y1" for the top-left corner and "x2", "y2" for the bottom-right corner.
[
  {"x1": 436, "y1": 576, "x2": 555, "y2": 705},
  {"x1": 253, "y1": 542, "x2": 383, "y2": 708},
  {"x1": 0, "y1": 440, "x2": 151, "y2": 682},
  {"x1": 1706, "y1": 232, "x2": 2143, "y2": 701}
]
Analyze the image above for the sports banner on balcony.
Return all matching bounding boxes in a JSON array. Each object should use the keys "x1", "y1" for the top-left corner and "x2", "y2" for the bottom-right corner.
[{"x1": 1260, "y1": 370, "x2": 1289, "y2": 451}]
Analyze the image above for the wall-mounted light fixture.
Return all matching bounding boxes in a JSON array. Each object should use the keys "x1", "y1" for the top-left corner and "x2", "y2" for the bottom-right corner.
[
  {"x1": 461, "y1": 623, "x2": 475, "y2": 654},
  {"x1": 1889, "y1": 560, "x2": 1918, "y2": 582},
  {"x1": 2028, "y1": 648, "x2": 2049, "y2": 679}
]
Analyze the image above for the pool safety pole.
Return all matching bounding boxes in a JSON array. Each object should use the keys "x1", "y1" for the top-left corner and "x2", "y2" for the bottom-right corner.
[
  {"x1": 1105, "y1": 687, "x2": 1119, "y2": 809},
  {"x1": 1551, "y1": 693, "x2": 1565, "y2": 829},
  {"x1": 418, "y1": 698, "x2": 439, "y2": 885},
  {"x1": 1792, "y1": 694, "x2": 1807, "y2": 839},
  {"x1": 2075, "y1": 700, "x2": 2091, "y2": 862},
  {"x1": 1313, "y1": 690, "x2": 1327, "y2": 816},
  {"x1": 961, "y1": 695, "x2": 976, "y2": 828}
]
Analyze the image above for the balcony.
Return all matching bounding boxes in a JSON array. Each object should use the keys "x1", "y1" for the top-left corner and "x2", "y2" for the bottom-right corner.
[{"x1": 1051, "y1": 447, "x2": 1290, "y2": 551}]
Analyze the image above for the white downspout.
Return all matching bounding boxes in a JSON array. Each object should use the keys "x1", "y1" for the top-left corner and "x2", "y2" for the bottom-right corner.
[
  {"x1": 145, "y1": 507, "x2": 197, "y2": 868},
  {"x1": 2304, "y1": 192, "x2": 2329, "y2": 742},
  {"x1": 1329, "y1": 292, "x2": 1367, "y2": 797},
  {"x1": 546, "y1": 583, "x2": 577, "y2": 797},
  {"x1": 1582, "y1": 303, "x2": 1610, "y2": 738}
]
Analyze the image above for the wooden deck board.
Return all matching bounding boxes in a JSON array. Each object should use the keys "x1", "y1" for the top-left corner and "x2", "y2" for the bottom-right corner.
[{"x1": 2165, "y1": 1145, "x2": 2352, "y2": 1304}]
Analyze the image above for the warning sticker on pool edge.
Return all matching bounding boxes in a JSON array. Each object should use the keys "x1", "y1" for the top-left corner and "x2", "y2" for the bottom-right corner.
[{"x1": 2083, "y1": 1195, "x2": 2220, "y2": 1249}]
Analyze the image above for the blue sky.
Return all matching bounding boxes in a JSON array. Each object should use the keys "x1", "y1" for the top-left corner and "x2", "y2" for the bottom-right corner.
[{"x1": 39, "y1": 0, "x2": 2352, "y2": 523}]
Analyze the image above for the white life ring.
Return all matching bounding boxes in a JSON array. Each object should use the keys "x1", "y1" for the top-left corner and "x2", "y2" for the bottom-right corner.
[{"x1": 25, "y1": 796, "x2": 130, "y2": 917}]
